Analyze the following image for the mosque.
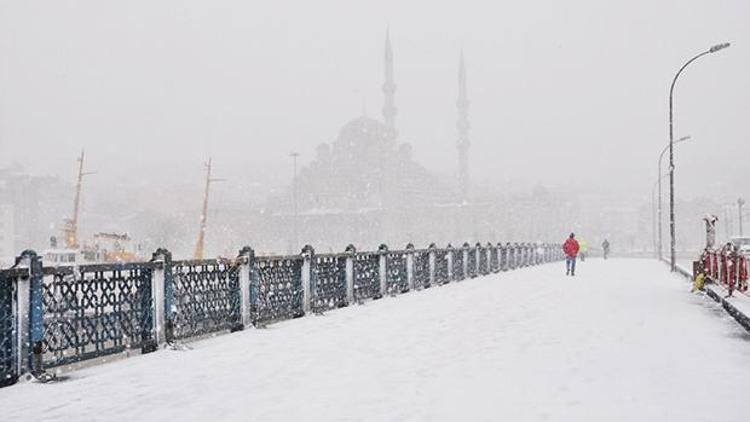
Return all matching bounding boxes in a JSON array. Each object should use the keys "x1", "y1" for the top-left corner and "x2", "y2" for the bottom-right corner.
[{"x1": 265, "y1": 30, "x2": 474, "y2": 253}]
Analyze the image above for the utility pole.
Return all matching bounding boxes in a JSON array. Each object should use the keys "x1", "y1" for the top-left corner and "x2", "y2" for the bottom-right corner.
[
  {"x1": 739, "y1": 197, "x2": 745, "y2": 236},
  {"x1": 290, "y1": 152, "x2": 300, "y2": 252}
]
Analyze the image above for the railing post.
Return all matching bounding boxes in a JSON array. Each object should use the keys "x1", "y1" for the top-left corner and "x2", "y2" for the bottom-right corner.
[
  {"x1": 523, "y1": 243, "x2": 528, "y2": 267},
  {"x1": 474, "y1": 242, "x2": 481, "y2": 276},
  {"x1": 13, "y1": 250, "x2": 44, "y2": 378},
  {"x1": 502, "y1": 243, "x2": 509, "y2": 270},
  {"x1": 406, "y1": 243, "x2": 415, "y2": 291},
  {"x1": 462, "y1": 242, "x2": 469, "y2": 279},
  {"x1": 301, "y1": 245, "x2": 314, "y2": 315},
  {"x1": 496, "y1": 242, "x2": 502, "y2": 272},
  {"x1": 150, "y1": 248, "x2": 173, "y2": 347},
  {"x1": 428, "y1": 243, "x2": 437, "y2": 286},
  {"x1": 378, "y1": 244, "x2": 388, "y2": 297},
  {"x1": 237, "y1": 246, "x2": 254, "y2": 329},
  {"x1": 490, "y1": 243, "x2": 496, "y2": 273},
  {"x1": 446, "y1": 244, "x2": 454, "y2": 281},
  {"x1": 345, "y1": 244, "x2": 355, "y2": 305},
  {"x1": 249, "y1": 251, "x2": 261, "y2": 327}
]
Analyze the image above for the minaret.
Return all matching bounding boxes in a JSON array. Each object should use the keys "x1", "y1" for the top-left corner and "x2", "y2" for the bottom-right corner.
[
  {"x1": 457, "y1": 50, "x2": 470, "y2": 202},
  {"x1": 382, "y1": 28, "x2": 398, "y2": 141}
]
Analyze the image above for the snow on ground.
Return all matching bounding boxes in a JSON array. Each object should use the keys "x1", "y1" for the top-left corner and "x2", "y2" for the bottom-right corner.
[{"x1": 2, "y1": 259, "x2": 750, "y2": 422}]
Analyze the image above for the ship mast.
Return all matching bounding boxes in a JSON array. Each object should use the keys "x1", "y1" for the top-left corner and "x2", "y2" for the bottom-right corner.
[
  {"x1": 64, "y1": 150, "x2": 93, "y2": 249},
  {"x1": 193, "y1": 158, "x2": 224, "y2": 259}
]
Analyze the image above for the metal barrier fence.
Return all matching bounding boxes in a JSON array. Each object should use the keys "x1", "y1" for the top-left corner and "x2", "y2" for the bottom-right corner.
[
  {"x1": 0, "y1": 242, "x2": 563, "y2": 387},
  {"x1": 700, "y1": 250, "x2": 749, "y2": 297}
]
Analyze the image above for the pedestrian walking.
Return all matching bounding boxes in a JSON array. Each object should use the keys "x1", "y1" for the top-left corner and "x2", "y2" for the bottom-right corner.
[
  {"x1": 562, "y1": 233, "x2": 580, "y2": 276},
  {"x1": 579, "y1": 238, "x2": 588, "y2": 262},
  {"x1": 602, "y1": 239, "x2": 610, "y2": 260}
]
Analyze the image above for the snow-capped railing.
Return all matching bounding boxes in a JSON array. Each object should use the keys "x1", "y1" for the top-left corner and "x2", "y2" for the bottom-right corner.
[
  {"x1": 0, "y1": 241, "x2": 564, "y2": 387},
  {"x1": 700, "y1": 249, "x2": 748, "y2": 297}
]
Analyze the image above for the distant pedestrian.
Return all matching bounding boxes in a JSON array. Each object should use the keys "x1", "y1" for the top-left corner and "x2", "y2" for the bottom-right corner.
[
  {"x1": 579, "y1": 239, "x2": 588, "y2": 262},
  {"x1": 562, "y1": 233, "x2": 580, "y2": 276},
  {"x1": 602, "y1": 239, "x2": 610, "y2": 260}
]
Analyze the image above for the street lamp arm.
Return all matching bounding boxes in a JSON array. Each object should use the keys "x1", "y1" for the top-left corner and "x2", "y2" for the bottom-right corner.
[{"x1": 669, "y1": 51, "x2": 711, "y2": 101}]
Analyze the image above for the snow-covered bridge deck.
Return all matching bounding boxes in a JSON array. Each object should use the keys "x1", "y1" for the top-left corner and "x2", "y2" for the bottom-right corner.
[{"x1": 2, "y1": 259, "x2": 750, "y2": 421}]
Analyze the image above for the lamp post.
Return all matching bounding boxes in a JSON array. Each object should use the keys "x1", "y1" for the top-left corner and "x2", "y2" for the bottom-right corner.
[
  {"x1": 657, "y1": 135, "x2": 690, "y2": 259},
  {"x1": 651, "y1": 174, "x2": 668, "y2": 257},
  {"x1": 668, "y1": 42, "x2": 730, "y2": 271},
  {"x1": 290, "y1": 152, "x2": 300, "y2": 252}
]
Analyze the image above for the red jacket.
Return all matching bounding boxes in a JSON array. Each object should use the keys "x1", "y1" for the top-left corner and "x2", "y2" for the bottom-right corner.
[{"x1": 563, "y1": 238, "x2": 580, "y2": 257}]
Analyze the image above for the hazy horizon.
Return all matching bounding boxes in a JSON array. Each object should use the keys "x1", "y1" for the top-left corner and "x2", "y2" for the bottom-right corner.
[{"x1": 1, "y1": 0, "x2": 748, "y2": 201}]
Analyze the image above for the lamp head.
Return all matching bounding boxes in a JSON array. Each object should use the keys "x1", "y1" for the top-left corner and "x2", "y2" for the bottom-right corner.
[{"x1": 709, "y1": 42, "x2": 730, "y2": 53}]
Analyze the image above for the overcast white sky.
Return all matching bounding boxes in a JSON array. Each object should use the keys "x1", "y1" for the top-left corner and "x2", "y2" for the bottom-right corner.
[{"x1": 1, "y1": 0, "x2": 748, "y2": 201}]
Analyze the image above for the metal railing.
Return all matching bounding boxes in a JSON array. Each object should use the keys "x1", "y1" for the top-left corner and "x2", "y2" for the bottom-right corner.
[{"x1": 0, "y1": 241, "x2": 564, "y2": 387}]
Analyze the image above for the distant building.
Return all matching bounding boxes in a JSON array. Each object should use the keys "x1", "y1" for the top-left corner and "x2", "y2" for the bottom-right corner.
[
  {"x1": 0, "y1": 165, "x2": 70, "y2": 254},
  {"x1": 0, "y1": 204, "x2": 14, "y2": 267}
]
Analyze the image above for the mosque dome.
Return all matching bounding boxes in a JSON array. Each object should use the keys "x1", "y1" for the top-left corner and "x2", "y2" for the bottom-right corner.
[{"x1": 333, "y1": 116, "x2": 390, "y2": 152}]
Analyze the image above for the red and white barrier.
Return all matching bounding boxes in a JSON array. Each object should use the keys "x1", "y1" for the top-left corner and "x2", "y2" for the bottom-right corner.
[{"x1": 701, "y1": 249, "x2": 748, "y2": 296}]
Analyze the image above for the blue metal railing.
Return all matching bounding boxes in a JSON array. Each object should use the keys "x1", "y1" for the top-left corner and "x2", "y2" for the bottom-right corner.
[
  {"x1": 40, "y1": 263, "x2": 155, "y2": 368},
  {"x1": 0, "y1": 241, "x2": 563, "y2": 388}
]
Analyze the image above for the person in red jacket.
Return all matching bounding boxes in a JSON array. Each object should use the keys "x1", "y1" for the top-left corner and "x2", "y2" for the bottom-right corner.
[{"x1": 562, "y1": 233, "x2": 580, "y2": 276}]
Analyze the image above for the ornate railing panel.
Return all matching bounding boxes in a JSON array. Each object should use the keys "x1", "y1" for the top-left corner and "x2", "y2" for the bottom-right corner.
[
  {"x1": 385, "y1": 251, "x2": 408, "y2": 295},
  {"x1": 413, "y1": 250, "x2": 431, "y2": 289},
  {"x1": 40, "y1": 263, "x2": 153, "y2": 368},
  {"x1": 510, "y1": 244, "x2": 519, "y2": 269},
  {"x1": 0, "y1": 269, "x2": 19, "y2": 386},
  {"x1": 433, "y1": 249, "x2": 449, "y2": 284},
  {"x1": 171, "y1": 260, "x2": 241, "y2": 340},
  {"x1": 312, "y1": 254, "x2": 347, "y2": 312},
  {"x1": 490, "y1": 245, "x2": 499, "y2": 273},
  {"x1": 252, "y1": 256, "x2": 304, "y2": 324},
  {"x1": 467, "y1": 247, "x2": 478, "y2": 278},
  {"x1": 478, "y1": 246, "x2": 489, "y2": 275},
  {"x1": 452, "y1": 251, "x2": 465, "y2": 281},
  {"x1": 353, "y1": 252, "x2": 380, "y2": 301}
]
